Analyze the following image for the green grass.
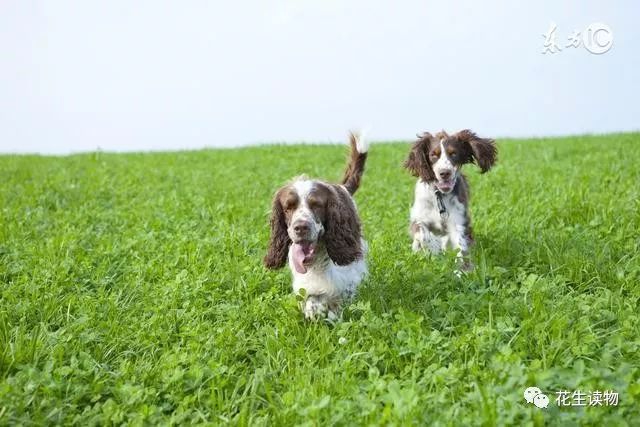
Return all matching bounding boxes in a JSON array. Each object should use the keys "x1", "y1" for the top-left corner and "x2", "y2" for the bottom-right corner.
[{"x1": 1, "y1": 133, "x2": 639, "y2": 425}]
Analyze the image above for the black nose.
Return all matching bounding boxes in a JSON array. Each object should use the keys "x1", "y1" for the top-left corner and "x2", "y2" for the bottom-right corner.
[
  {"x1": 293, "y1": 222, "x2": 310, "y2": 234},
  {"x1": 439, "y1": 170, "x2": 452, "y2": 180}
]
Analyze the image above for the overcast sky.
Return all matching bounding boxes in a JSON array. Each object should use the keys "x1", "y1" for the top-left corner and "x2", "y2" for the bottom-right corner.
[{"x1": 1, "y1": 1, "x2": 638, "y2": 154}]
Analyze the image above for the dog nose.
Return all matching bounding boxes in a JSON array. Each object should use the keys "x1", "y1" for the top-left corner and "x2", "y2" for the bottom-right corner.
[
  {"x1": 439, "y1": 170, "x2": 452, "y2": 180},
  {"x1": 293, "y1": 221, "x2": 310, "y2": 235}
]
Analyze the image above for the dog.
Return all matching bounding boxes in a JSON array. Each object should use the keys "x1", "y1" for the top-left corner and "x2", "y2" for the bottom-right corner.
[
  {"x1": 264, "y1": 133, "x2": 369, "y2": 320},
  {"x1": 404, "y1": 129, "x2": 496, "y2": 270}
]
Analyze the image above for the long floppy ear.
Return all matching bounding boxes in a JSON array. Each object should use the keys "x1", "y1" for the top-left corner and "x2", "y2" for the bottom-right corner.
[
  {"x1": 263, "y1": 191, "x2": 290, "y2": 269},
  {"x1": 457, "y1": 129, "x2": 497, "y2": 173},
  {"x1": 403, "y1": 133, "x2": 435, "y2": 181},
  {"x1": 324, "y1": 186, "x2": 362, "y2": 266}
]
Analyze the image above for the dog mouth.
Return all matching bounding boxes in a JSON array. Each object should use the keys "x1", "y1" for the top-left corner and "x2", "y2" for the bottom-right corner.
[
  {"x1": 291, "y1": 241, "x2": 316, "y2": 274},
  {"x1": 435, "y1": 179, "x2": 456, "y2": 193}
]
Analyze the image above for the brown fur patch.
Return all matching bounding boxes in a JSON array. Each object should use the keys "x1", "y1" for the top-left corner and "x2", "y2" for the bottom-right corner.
[
  {"x1": 323, "y1": 184, "x2": 362, "y2": 265},
  {"x1": 455, "y1": 129, "x2": 497, "y2": 173},
  {"x1": 341, "y1": 132, "x2": 368, "y2": 195},
  {"x1": 404, "y1": 132, "x2": 436, "y2": 182},
  {"x1": 264, "y1": 187, "x2": 293, "y2": 269},
  {"x1": 453, "y1": 175, "x2": 470, "y2": 206}
]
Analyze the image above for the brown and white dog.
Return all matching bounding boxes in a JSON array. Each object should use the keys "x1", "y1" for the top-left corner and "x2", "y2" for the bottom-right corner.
[
  {"x1": 264, "y1": 133, "x2": 369, "y2": 320},
  {"x1": 404, "y1": 130, "x2": 496, "y2": 270}
]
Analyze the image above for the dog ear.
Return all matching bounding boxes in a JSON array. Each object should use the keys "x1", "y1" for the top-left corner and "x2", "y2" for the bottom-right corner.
[
  {"x1": 404, "y1": 133, "x2": 435, "y2": 181},
  {"x1": 324, "y1": 187, "x2": 362, "y2": 266},
  {"x1": 457, "y1": 129, "x2": 497, "y2": 173},
  {"x1": 263, "y1": 191, "x2": 290, "y2": 269}
]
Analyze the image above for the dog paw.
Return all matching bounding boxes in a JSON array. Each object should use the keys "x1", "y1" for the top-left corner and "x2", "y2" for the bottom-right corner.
[
  {"x1": 303, "y1": 295, "x2": 328, "y2": 320},
  {"x1": 303, "y1": 295, "x2": 340, "y2": 322}
]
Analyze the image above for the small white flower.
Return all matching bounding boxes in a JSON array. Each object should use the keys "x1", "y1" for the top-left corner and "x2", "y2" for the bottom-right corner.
[{"x1": 338, "y1": 337, "x2": 347, "y2": 345}]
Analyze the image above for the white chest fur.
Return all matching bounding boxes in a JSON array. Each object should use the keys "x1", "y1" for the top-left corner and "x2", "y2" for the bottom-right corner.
[{"x1": 288, "y1": 239, "x2": 368, "y2": 298}]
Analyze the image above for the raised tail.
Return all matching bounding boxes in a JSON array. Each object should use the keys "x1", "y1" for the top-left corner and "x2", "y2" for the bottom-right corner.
[{"x1": 341, "y1": 131, "x2": 369, "y2": 195}]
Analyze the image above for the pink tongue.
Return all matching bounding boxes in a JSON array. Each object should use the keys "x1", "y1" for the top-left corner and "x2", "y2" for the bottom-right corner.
[{"x1": 292, "y1": 243, "x2": 308, "y2": 274}]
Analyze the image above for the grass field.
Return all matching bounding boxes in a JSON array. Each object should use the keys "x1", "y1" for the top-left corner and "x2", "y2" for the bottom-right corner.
[{"x1": 1, "y1": 133, "x2": 639, "y2": 425}]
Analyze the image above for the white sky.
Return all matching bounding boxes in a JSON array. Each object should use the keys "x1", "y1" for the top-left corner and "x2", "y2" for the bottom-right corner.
[{"x1": 1, "y1": 1, "x2": 638, "y2": 154}]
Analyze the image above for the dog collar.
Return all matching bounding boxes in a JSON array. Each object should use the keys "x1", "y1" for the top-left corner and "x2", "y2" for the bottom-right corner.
[{"x1": 434, "y1": 189, "x2": 447, "y2": 218}]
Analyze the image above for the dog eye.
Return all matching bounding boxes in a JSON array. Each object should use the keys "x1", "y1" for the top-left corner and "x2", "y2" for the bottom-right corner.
[{"x1": 307, "y1": 198, "x2": 321, "y2": 208}]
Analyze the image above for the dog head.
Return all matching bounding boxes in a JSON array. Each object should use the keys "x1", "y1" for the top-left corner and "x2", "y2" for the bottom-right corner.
[
  {"x1": 404, "y1": 129, "x2": 497, "y2": 193},
  {"x1": 264, "y1": 178, "x2": 362, "y2": 273}
]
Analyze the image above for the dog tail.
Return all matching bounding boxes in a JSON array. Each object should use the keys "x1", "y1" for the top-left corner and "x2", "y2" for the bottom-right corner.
[{"x1": 341, "y1": 131, "x2": 369, "y2": 195}]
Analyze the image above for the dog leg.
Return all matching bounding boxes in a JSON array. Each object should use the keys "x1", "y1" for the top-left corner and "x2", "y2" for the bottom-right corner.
[
  {"x1": 411, "y1": 222, "x2": 442, "y2": 254},
  {"x1": 453, "y1": 229, "x2": 474, "y2": 275},
  {"x1": 410, "y1": 221, "x2": 425, "y2": 252}
]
